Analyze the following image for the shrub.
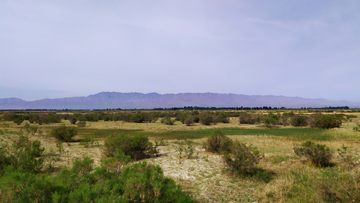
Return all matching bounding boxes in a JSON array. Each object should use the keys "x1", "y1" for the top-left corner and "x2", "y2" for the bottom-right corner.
[
  {"x1": 294, "y1": 141, "x2": 332, "y2": 167},
  {"x1": 223, "y1": 141, "x2": 262, "y2": 176},
  {"x1": 120, "y1": 161, "x2": 196, "y2": 202},
  {"x1": 310, "y1": 114, "x2": 342, "y2": 129},
  {"x1": 239, "y1": 113, "x2": 258, "y2": 124},
  {"x1": 160, "y1": 117, "x2": 175, "y2": 125},
  {"x1": 50, "y1": 124, "x2": 78, "y2": 142},
  {"x1": 216, "y1": 112, "x2": 230, "y2": 123},
  {"x1": 199, "y1": 112, "x2": 213, "y2": 125},
  {"x1": 13, "y1": 116, "x2": 24, "y2": 125},
  {"x1": 184, "y1": 116, "x2": 195, "y2": 126},
  {"x1": 77, "y1": 121, "x2": 86, "y2": 127},
  {"x1": 103, "y1": 134, "x2": 151, "y2": 160},
  {"x1": 69, "y1": 117, "x2": 77, "y2": 124},
  {"x1": 0, "y1": 136, "x2": 45, "y2": 173},
  {"x1": 291, "y1": 114, "x2": 308, "y2": 127},
  {"x1": 205, "y1": 131, "x2": 233, "y2": 153}
]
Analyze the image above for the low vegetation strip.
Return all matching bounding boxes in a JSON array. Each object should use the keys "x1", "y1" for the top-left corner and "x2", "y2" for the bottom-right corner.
[{"x1": 78, "y1": 127, "x2": 331, "y2": 141}]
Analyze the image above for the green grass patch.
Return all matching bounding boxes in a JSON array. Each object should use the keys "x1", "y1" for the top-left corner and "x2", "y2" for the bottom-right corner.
[{"x1": 77, "y1": 128, "x2": 143, "y2": 139}]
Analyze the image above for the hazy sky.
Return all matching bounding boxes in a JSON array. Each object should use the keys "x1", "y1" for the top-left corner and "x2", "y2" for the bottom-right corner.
[{"x1": 1, "y1": 0, "x2": 359, "y2": 102}]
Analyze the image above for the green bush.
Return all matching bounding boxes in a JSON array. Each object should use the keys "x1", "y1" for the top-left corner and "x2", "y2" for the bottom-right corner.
[
  {"x1": 0, "y1": 136, "x2": 45, "y2": 173},
  {"x1": 120, "y1": 161, "x2": 196, "y2": 202},
  {"x1": 294, "y1": 141, "x2": 332, "y2": 167},
  {"x1": 310, "y1": 114, "x2": 342, "y2": 129},
  {"x1": 77, "y1": 121, "x2": 86, "y2": 127},
  {"x1": 104, "y1": 134, "x2": 151, "y2": 160},
  {"x1": 199, "y1": 112, "x2": 213, "y2": 125},
  {"x1": 205, "y1": 131, "x2": 233, "y2": 153},
  {"x1": 160, "y1": 117, "x2": 175, "y2": 125},
  {"x1": 50, "y1": 124, "x2": 78, "y2": 142},
  {"x1": 239, "y1": 113, "x2": 259, "y2": 124},
  {"x1": 69, "y1": 116, "x2": 77, "y2": 124},
  {"x1": 223, "y1": 140, "x2": 262, "y2": 176},
  {"x1": 290, "y1": 114, "x2": 308, "y2": 127}
]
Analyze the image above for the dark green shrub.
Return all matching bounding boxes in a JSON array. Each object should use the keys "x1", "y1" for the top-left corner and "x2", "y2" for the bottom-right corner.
[
  {"x1": 69, "y1": 117, "x2": 77, "y2": 124},
  {"x1": 216, "y1": 112, "x2": 230, "y2": 123},
  {"x1": 50, "y1": 124, "x2": 78, "y2": 142},
  {"x1": 13, "y1": 116, "x2": 24, "y2": 125},
  {"x1": 310, "y1": 114, "x2": 342, "y2": 129},
  {"x1": 199, "y1": 112, "x2": 213, "y2": 125},
  {"x1": 291, "y1": 114, "x2": 308, "y2": 127},
  {"x1": 175, "y1": 112, "x2": 189, "y2": 124},
  {"x1": 294, "y1": 141, "x2": 332, "y2": 167},
  {"x1": 205, "y1": 131, "x2": 233, "y2": 153},
  {"x1": 223, "y1": 141, "x2": 262, "y2": 176},
  {"x1": 104, "y1": 134, "x2": 151, "y2": 160},
  {"x1": 77, "y1": 121, "x2": 86, "y2": 127}
]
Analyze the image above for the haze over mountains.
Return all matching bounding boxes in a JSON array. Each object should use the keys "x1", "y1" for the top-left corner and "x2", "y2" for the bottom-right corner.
[{"x1": 1, "y1": 92, "x2": 359, "y2": 110}]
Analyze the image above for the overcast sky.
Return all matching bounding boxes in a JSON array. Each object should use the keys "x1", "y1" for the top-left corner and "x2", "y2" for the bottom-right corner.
[{"x1": 1, "y1": 0, "x2": 359, "y2": 102}]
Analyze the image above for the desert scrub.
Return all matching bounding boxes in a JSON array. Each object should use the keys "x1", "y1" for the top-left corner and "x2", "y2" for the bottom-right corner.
[
  {"x1": 50, "y1": 124, "x2": 78, "y2": 142},
  {"x1": 290, "y1": 114, "x2": 308, "y2": 127},
  {"x1": 103, "y1": 133, "x2": 151, "y2": 160},
  {"x1": 0, "y1": 135, "x2": 44, "y2": 173},
  {"x1": 309, "y1": 114, "x2": 342, "y2": 129},
  {"x1": 160, "y1": 117, "x2": 175, "y2": 125},
  {"x1": 222, "y1": 140, "x2": 263, "y2": 177},
  {"x1": 204, "y1": 131, "x2": 233, "y2": 154},
  {"x1": 175, "y1": 140, "x2": 199, "y2": 164},
  {"x1": 294, "y1": 141, "x2": 333, "y2": 167},
  {"x1": 76, "y1": 120, "x2": 86, "y2": 127},
  {"x1": 120, "y1": 161, "x2": 197, "y2": 202}
]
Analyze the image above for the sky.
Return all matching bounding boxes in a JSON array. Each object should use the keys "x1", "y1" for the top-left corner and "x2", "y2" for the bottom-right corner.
[{"x1": 0, "y1": 0, "x2": 359, "y2": 102}]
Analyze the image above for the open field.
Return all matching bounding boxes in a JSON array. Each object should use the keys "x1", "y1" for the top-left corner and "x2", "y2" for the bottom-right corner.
[{"x1": 1, "y1": 111, "x2": 360, "y2": 202}]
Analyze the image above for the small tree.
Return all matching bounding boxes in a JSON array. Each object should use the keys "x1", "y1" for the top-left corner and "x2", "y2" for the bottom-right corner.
[{"x1": 50, "y1": 124, "x2": 77, "y2": 142}]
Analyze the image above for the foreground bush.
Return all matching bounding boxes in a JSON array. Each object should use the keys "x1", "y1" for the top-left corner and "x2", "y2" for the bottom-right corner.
[
  {"x1": 0, "y1": 158, "x2": 195, "y2": 202},
  {"x1": 50, "y1": 124, "x2": 78, "y2": 142},
  {"x1": 223, "y1": 141, "x2": 263, "y2": 176},
  {"x1": 0, "y1": 139, "x2": 195, "y2": 203},
  {"x1": 0, "y1": 136, "x2": 44, "y2": 173},
  {"x1": 294, "y1": 141, "x2": 332, "y2": 167},
  {"x1": 104, "y1": 134, "x2": 151, "y2": 160},
  {"x1": 120, "y1": 162, "x2": 196, "y2": 202},
  {"x1": 205, "y1": 131, "x2": 233, "y2": 153}
]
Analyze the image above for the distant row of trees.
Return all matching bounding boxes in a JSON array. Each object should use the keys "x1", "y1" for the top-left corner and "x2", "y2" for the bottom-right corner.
[{"x1": 1, "y1": 110, "x2": 351, "y2": 129}]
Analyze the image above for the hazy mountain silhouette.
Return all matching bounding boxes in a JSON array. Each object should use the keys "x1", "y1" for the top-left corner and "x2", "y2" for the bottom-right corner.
[{"x1": 0, "y1": 92, "x2": 359, "y2": 109}]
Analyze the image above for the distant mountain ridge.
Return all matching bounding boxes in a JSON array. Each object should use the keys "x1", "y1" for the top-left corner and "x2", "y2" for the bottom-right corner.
[{"x1": 1, "y1": 92, "x2": 359, "y2": 109}]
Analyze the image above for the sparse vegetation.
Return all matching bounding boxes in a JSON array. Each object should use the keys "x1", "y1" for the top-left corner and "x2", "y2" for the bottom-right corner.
[
  {"x1": 0, "y1": 109, "x2": 359, "y2": 202},
  {"x1": 294, "y1": 141, "x2": 333, "y2": 167},
  {"x1": 50, "y1": 124, "x2": 78, "y2": 142}
]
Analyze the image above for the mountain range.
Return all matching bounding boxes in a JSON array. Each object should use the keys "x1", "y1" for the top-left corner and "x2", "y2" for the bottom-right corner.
[{"x1": 1, "y1": 92, "x2": 359, "y2": 109}]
